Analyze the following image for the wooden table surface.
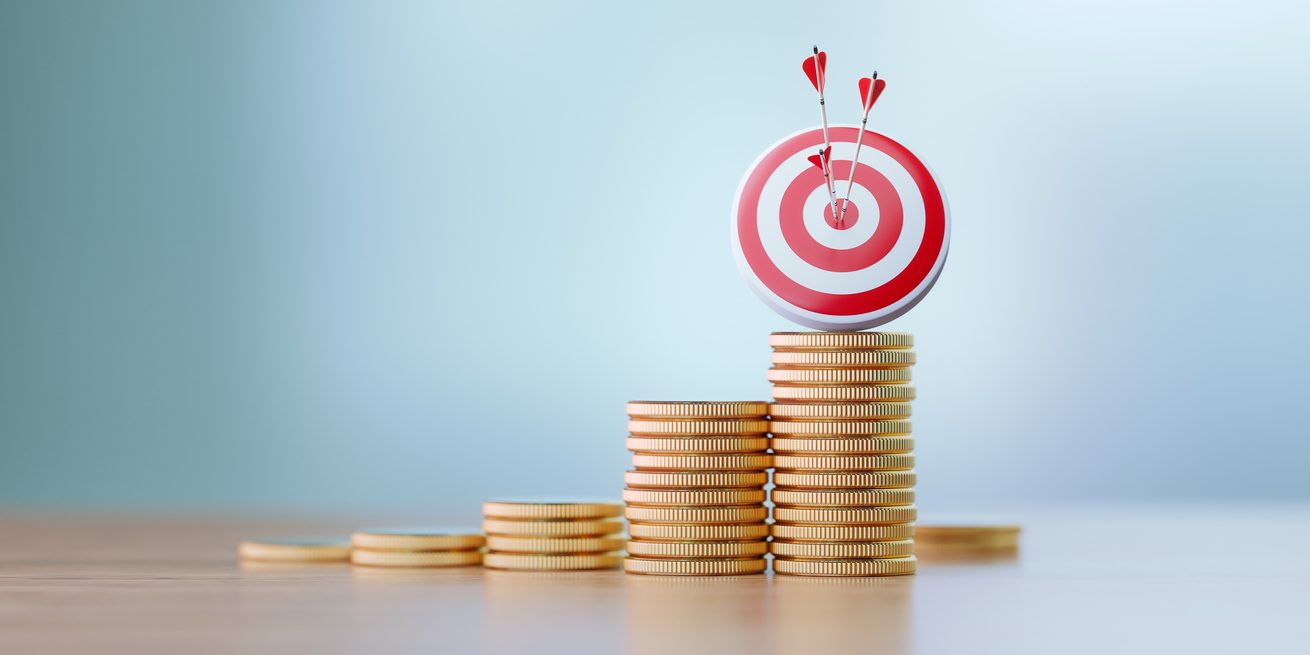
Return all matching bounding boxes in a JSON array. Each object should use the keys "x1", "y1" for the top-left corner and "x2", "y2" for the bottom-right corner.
[{"x1": 2, "y1": 504, "x2": 1307, "y2": 654}]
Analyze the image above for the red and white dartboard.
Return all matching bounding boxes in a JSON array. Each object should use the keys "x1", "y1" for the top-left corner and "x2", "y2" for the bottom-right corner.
[{"x1": 731, "y1": 126, "x2": 950, "y2": 331}]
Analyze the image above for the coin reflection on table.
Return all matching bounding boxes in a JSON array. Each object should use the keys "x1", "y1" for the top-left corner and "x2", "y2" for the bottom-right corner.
[
  {"x1": 771, "y1": 574, "x2": 914, "y2": 654},
  {"x1": 623, "y1": 574, "x2": 770, "y2": 655}
]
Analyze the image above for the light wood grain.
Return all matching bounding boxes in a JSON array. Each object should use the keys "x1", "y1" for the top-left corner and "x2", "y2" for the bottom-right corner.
[{"x1": 2, "y1": 505, "x2": 1308, "y2": 654}]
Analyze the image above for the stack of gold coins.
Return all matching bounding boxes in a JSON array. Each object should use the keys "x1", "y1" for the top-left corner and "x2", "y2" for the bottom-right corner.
[
  {"x1": 481, "y1": 498, "x2": 625, "y2": 571},
  {"x1": 767, "y1": 332, "x2": 918, "y2": 577},
  {"x1": 623, "y1": 401, "x2": 771, "y2": 576},
  {"x1": 348, "y1": 528, "x2": 485, "y2": 568}
]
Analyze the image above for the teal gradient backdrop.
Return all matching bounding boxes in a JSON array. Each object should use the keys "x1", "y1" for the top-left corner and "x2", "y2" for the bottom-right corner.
[{"x1": 2, "y1": 0, "x2": 1308, "y2": 512}]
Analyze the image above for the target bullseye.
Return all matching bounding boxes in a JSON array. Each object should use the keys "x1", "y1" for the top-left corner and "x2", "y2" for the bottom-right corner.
[
  {"x1": 823, "y1": 201, "x2": 857, "y2": 230},
  {"x1": 731, "y1": 125, "x2": 950, "y2": 330}
]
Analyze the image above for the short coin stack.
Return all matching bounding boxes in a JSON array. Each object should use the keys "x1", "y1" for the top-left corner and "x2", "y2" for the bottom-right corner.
[
  {"x1": 349, "y1": 528, "x2": 485, "y2": 568},
  {"x1": 623, "y1": 401, "x2": 771, "y2": 576},
  {"x1": 767, "y1": 331, "x2": 918, "y2": 577},
  {"x1": 482, "y1": 498, "x2": 625, "y2": 571}
]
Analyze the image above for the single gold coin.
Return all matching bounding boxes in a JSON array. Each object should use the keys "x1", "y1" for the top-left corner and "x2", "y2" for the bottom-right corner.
[
  {"x1": 624, "y1": 505, "x2": 768, "y2": 524},
  {"x1": 771, "y1": 384, "x2": 917, "y2": 402},
  {"x1": 625, "y1": 436, "x2": 769, "y2": 454},
  {"x1": 770, "y1": 523, "x2": 916, "y2": 542},
  {"x1": 238, "y1": 538, "x2": 351, "y2": 562},
  {"x1": 771, "y1": 488, "x2": 916, "y2": 507},
  {"x1": 624, "y1": 470, "x2": 768, "y2": 489},
  {"x1": 622, "y1": 488, "x2": 766, "y2": 506},
  {"x1": 631, "y1": 453, "x2": 772, "y2": 471},
  {"x1": 482, "y1": 518, "x2": 624, "y2": 537},
  {"x1": 770, "y1": 331, "x2": 914, "y2": 350},
  {"x1": 771, "y1": 350, "x2": 915, "y2": 368},
  {"x1": 351, "y1": 549, "x2": 483, "y2": 568},
  {"x1": 773, "y1": 556, "x2": 917, "y2": 577},
  {"x1": 626, "y1": 401, "x2": 769, "y2": 419},
  {"x1": 771, "y1": 436, "x2": 915, "y2": 455},
  {"x1": 350, "y1": 528, "x2": 484, "y2": 552},
  {"x1": 773, "y1": 470, "x2": 917, "y2": 489},
  {"x1": 769, "y1": 420, "x2": 911, "y2": 436},
  {"x1": 483, "y1": 552, "x2": 621, "y2": 571},
  {"x1": 773, "y1": 453, "x2": 916, "y2": 471},
  {"x1": 773, "y1": 505, "x2": 918, "y2": 525},
  {"x1": 915, "y1": 522, "x2": 1022, "y2": 549},
  {"x1": 767, "y1": 367, "x2": 912, "y2": 385},
  {"x1": 768, "y1": 402, "x2": 912, "y2": 420},
  {"x1": 627, "y1": 522, "x2": 771, "y2": 541},
  {"x1": 484, "y1": 535, "x2": 626, "y2": 554},
  {"x1": 624, "y1": 557, "x2": 766, "y2": 576},
  {"x1": 482, "y1": 498, "x2": 622, "y2": 520},
  {"x1": 626, "y1": 539, "x2": 769, "y2": 559},
  {"x1": 770, "y1": 539, "x2": 915, "y2": 559},
  {"x1": 627, "y1": 418, "x2": 769, "y2": 436}
]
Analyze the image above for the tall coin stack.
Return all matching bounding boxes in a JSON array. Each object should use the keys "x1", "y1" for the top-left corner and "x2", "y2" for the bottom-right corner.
[
  {"x1": 481, "y1": 498, "x2": 625, "y2": 571},
  {"x1": 623, "y1": 401, "x2": 772, "y2": 576},
  {"x1": 767, "y1": 331, "x2": 919, "y2": 577}
]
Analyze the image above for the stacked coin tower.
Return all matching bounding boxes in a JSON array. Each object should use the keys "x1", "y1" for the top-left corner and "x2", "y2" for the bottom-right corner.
[
  {"x1": 349, "y1": 528, "x2": 485, "y2": 568},
  {"x1": 767, "y1": 331, "x2": 919, "y2": 577},
  {"x1": 481, "y1": 498, "x2": 625, "y2": 571},
  {"x1": 623, "y1": 401, "x2": 772, "y2": 576}
]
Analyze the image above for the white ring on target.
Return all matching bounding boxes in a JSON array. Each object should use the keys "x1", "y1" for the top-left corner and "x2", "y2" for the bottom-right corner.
[
  {"x1": 802, "y1": 182, "x2": 880, "y2": 250},
  {"x1": 755, "y1": 140, "x2": 926, "y2": 295}
]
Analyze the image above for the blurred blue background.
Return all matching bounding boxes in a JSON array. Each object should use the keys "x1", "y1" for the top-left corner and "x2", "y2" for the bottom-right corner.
[{"x1": 2, "y1": 0, "x2": 1307, "y2": 515}]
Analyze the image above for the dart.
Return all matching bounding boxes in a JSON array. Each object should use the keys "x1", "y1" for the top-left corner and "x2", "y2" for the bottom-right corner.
[
  {"x1": 808, "y1": 146, "x2": 840, "y2": 224},
  {"x1": 838, "y1": 72, "x2": 887, "y2": 227},
  {"x1": 803, "y1": 47, "x2": 840, "y2": 223}
]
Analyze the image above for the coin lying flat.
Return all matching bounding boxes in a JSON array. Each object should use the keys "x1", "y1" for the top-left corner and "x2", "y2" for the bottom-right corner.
[
  {"x1": 769, "y1": 331, "x2": 914, "y2": 350},
  {"x1": 631, "y1": 453, "x2": 773, "y2": 471},
  {"x1": 624, "y1": 557, "x2": 766, "y2": 576},
  {"x1": 238, "y1": 538, "x2": 351, "y2": 562},
  {"x1": 627, "y1": 522, "x2": 771, "y2": 542},
  {"x1": 772, "y1": 453, "x2": 916, "y2": 471},
  {"x1": 770, "y1": 523, "x2": 916, "y2": 542},
  {"x1": 350, "y1": 528, "x2": 484, "y2": 552},
  {"x1": 772, "y1": 556, "x2": 917, "y2": 577},
  {"x1": 771, "y1": 350, "x2": 916, "y2": 368},
  {"x1": 624, "y1": 470, "x2": 769, "y2": 489},
  {"x1": 770, "y1": 539, "x2": 915, "y2": 559},
  {"x1": 771, "y1": 384, "x2": 917, "y2": 402},
  {"x1": 915, "y1": 521, "x2": 1021, "y2": 549},
  {"x1": 772, "y1": 505, "x2": 917, "y2": 525},
  {"x1": 622, "y1": 488, "x2": 766, "y2": 506},
  {"x1": 767, "y1": 368, "x2": 913, "y2": 385},
  {"x1": 772, "y1": 470, "x2": 917, "y2": 489},
  {"x1": 627, "y1": 419, "x2": 770, "y2": 436},
  {"x1": 625, "y1": 539, "x2": 768, "y2": 559},
  {"x1": 768, "y1": 402, "x2": 912, "y2": 420},
  {"x1": 482, "y1": 518, "x2": 624, "y2": 537},
  {"x1": 350, "y1": 549, "x2": 483, "y2": 568},
  {"x1": 483, "y1": 552, "x2": 622, "y2": 571},
  {"x1": 771, "y1": 436, "x2": 914, "y2": 455},
  {"x1": 624, "y1": 505, "x2": 768, "y2": 524},
  {"x1": 769, "y1": 420, "x2": 912, "y2": 436},
  {"x1": 482, "y1": 498, "x2": 622, "y2": 520},
  {"x1": 625, "y1": 436, "x2": 769, "y2": 454},
  {"x1": 484, "y1": 536, "x2": 626, "y2": 554},
  {"x1": 771, "y1": 488, "x2": 916, "y2": 507},
  {"x1": 625, "y1": 401, "x2": 769, "y2": 419}
]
